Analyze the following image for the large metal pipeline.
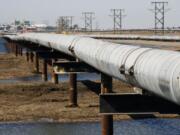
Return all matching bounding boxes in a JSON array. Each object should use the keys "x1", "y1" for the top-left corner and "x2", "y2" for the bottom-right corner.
[
  {"x1": 85, "y1": 34, "x2": 180, "y2": 41},
  {"x1": 4, "y1": 33, "x2": 180, "y2": 105}
]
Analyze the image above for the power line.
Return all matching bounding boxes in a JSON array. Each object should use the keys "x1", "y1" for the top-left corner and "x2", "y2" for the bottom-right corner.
[
  {"x1": 82, "y1": 12, "x2": 95, "y2": 32},
  {"x1": 150, "y1": 1, "x2": 169, "y2": 34},
  {"x1": 110, "y1": 9, "x2": 125, "y2": 33},
  {"x1": 57, "y1": 16, "x2": 73, "y2": 33}
]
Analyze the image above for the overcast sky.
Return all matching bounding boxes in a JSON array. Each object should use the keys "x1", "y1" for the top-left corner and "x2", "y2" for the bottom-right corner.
[{"x1": 0, "y1": 0, "x2": 179, "y2": 29}]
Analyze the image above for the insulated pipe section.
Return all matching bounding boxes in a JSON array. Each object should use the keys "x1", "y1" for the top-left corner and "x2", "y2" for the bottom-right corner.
[
  {"x1": 86, "y1": 34, "x2": 180, "y2": 42},
  {"x1": 4, "y1": 33, "x2": 180, "y2": 105}
]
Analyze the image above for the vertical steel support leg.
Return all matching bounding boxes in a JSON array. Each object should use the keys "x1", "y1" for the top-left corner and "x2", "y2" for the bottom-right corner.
[
  {"x1": 69, "y1": 73, "x2": 77, "y2": 107},
  {"x1": 9, "y1": 42, "x2": 11, "y2": 53},
  {"x1": 30, "y1": 52, "x2": 34, "y2": 63},
  {"x1": 18, "y1": 46, "x2": 21, "y2": 55},
  {"x1": 35, "y1": 52, "x2": 39, "y2": 73},
  {"x1": 26, "y1": 52, "x2": 29, "y2": 62},
  {"x1": 20, "y1": 47, "x2": 23, "y2": 56},
  {"x1": 13, "y1": 43, "x2": 15, "y2": 54},
  {"x1": 52, "y1": 70, "x2": 59, "y2": 84},
  {"x1": 51, "y1": 59, "x2": 58, "y2": 84},
  {"x1": 8, "y1": 42, "x2": 11, "y2": 53},
  {"x1": 42, "y1": 59, "x2": 48, "y2": 82},
  {"x1": 12, "y1": 43, "x2": 14, "y2": 53},
  {"x1": 101, "y1": 73, "x2": 113, "y2": 135},
  {"x1": 15, "y1": 45, "x2": 18, "y2": 57}
]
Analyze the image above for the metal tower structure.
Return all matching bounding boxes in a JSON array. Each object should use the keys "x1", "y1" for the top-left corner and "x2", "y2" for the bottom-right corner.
[
  {"x1": 82, "y1": 12, "x2": 95, "y2": 32},
  {"x1": 57, "y1": 16, "x2": 73, "y2": 33},
  {"x1": 151, "y1": 1, "x2": 168, "y2": 34},
  {"x1": 110, "y1": 9, "x2": 125, "y2": 33}
]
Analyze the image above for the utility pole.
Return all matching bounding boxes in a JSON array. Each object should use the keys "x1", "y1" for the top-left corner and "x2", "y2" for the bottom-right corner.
[
  {"x1": 110, "y1": 9, "x2": 125, "y2": 34},
  {"x1": 151, "y1": 1, "x2": 169, "y2": 34},
  {"x1": 82, "y1": 12, "x2": 95, "y2": 32},
  {"x1": 57, "y1": 16, "x2": 73, "y2": 33}
]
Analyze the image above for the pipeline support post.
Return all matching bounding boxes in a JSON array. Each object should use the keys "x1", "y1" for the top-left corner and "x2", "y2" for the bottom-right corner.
[
  {"x1": 101, "y1": 73, "x2": 113, "y2": 135},
  {"x1": 35, "y1": 52, "x2": 39, "y2": 73},
  {"x1": 52, "y1": 70, "x2": 59, "y2": 84},
  {"x1": 11, "y1": 43, "x2": 13, "y2": 53},
  {"x1": 18, "y1": 46, "x2": 21, "y2": 55},
  {"x1": 42, "y1": 59, "x2": 48, "y2": 82},
  {"x1": 15, "y1": 44, "x2": 18, "y2": 57},
  {"x1": 12, "y1": 43, "x2": 15, "y2": 54},
  {"x1": 26, "y1": 51, "x2": 29, "y2": 62},
  {"x1": 11, "y1": 42, "x2": 13, "y2": 53},
  {"x1": 51, "y1": 59, "x2": 59, "y2": 84},
  {"x1": 7, "y1": 42, "x2": 10, "y2": 53},
  {"x1": 20, "y1": 47, "x2": 23, "y2": 56},
  {"x1": 10, "y1": 42, "x2": 12, "y2": 53},
  {"x1": 30, "y1": 52, "x2": 34, "y2": 63},
  {"x1": 68, "y1": 73, "x2": 78, "y2": 107}
]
